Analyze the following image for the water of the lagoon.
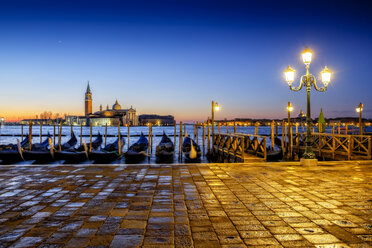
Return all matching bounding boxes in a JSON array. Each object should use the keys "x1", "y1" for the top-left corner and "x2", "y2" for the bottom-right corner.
[{"x1": 0, "y1": 125, "x2": 371, "y2": 164}]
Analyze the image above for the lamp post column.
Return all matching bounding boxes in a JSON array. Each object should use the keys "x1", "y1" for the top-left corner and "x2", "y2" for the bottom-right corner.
[
  {"x1": 211, "y1": 101, "x2": 215, "y2": 147},
  {"x1": 304, "y1": 75, "x2": 315, "y2": 159},
  {"x1": 359, "y1": 103, "x2": 363, "y2": 135}
]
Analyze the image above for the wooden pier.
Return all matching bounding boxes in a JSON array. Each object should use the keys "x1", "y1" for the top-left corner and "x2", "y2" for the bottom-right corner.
[
  {"x1": 211, "y1": 133, "x2": 267, "y2": 162},
  {"x1": 290, "y1": 132, "x2": 371, "y2": 160}
]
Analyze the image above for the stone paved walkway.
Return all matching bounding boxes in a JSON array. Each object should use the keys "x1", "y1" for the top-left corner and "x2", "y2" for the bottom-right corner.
[{"x1": 0, "y1": 162, "x2": 371, "y2": 248}]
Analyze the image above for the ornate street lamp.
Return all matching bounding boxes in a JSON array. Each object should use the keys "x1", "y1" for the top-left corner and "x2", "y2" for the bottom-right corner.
[
  {"x1": 356, "y1": 102, "x2": 363, "y2": 135},
  {"x1": 284, "y1": 47, "x2": 332, "y2": 164}
]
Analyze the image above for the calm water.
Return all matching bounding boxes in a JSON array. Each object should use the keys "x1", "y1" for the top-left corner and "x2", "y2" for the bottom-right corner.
[{"x1": 0, "y1": 124, "x2": 370, "y2": 164}]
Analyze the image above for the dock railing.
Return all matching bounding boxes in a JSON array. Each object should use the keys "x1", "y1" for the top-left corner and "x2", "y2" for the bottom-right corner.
[
  {"x1": 293, "y1": 133, "x2": 371, "y2": 160},
  {"x1": 212, "y1": 133, "x2": 267, "y2": 162}
]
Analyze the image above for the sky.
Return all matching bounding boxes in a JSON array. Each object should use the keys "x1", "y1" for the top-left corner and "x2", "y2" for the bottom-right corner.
[{"x1": 0, "y1": 0, "x2": 372, "y2": 122}]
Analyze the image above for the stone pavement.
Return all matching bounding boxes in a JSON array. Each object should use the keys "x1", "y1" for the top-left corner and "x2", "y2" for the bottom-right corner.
[{"x1": 0, "y1": 162, "x2": 371, "y2": 248}]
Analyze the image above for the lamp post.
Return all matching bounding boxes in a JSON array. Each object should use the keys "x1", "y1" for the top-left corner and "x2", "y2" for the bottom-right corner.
[
  {"x1": 287, "y1": 102, "x2": 293, "y2": 159},
  {"x1": 356, "y1": 103, "x2": 363, "y2": 135},
  {"x1": 284, "y1": 47, "x2": 332, "y2": 164},
  {"x1": 211, "y1": 101, "x2": 220, "y2": 146}
]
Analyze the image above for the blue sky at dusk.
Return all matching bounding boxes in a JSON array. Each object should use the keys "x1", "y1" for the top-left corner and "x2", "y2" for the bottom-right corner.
[{"x1": 0, "y1": 0, "x2": 371, "y2": 122}]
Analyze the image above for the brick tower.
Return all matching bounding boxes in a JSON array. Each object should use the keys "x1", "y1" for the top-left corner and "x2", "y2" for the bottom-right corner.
[{"x1": 85, "y1": 82, "x2": 92, "y2": 116}]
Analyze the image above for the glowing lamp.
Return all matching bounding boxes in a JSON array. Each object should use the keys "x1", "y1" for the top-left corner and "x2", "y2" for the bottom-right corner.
[
  {"x1": 302, "y1": 46, "x2": 312, "y2": 65},
  {"x1": 284, "y1": 65, "x2": 295, "y2": 84},
  {"x1": 287, "y1": 106, "x2": 294, "y2": 112},
  {"x1": 356, "y1": 103, "x2": 363, "y2": 113},
  {"x1": 215, "y1": 103, "x2": 220, "y2": 111},
  {"x1": 321, "y1": 66, "x2": 332, "y2": 86}
]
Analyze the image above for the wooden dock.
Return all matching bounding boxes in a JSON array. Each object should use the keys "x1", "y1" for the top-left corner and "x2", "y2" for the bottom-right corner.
[{"x1": 211, "y1": 133, "x2": 267, "y2": 162}]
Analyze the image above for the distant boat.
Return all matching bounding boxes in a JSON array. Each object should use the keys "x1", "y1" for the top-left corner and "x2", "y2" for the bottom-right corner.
[
  {"x1": 22, "y1": 133, "x2": 54, "y2": 163},
  {"x1": 156, "y1": 132, "x2": 174, "y2": 162},
  {"x1": 0, "y1": 136, "x2": 29, "y2": 164},
  {"x1": 89, "y1": 137, "x2": 125, "y2": 163},
  {"x1": 183, "y1": 135, "x2": 201, "y2": 161},
  {"x1": 125, "y1": 132, "x2": 148, "y2": 162}
]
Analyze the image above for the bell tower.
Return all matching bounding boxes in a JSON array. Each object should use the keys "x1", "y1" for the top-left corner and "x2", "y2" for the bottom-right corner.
[{"x1": 85, "y1": 81, "x2": 92, "y2": 116}]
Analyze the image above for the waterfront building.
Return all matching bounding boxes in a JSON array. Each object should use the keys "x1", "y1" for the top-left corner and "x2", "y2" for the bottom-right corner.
[
  {"x1": 139, "y1": 114, "x2": 175, "y2": 126},
  {"x1": 0, "y1": 117, "x2": 4, "y2": 126},
  {"x1": 20, "y1": 118, "x2": 63, "y2": 125}
]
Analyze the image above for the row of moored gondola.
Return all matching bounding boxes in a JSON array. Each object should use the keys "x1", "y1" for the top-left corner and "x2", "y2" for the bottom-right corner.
[{"x1": 0, "y1": 131, "x2": 201, "y2": 164}]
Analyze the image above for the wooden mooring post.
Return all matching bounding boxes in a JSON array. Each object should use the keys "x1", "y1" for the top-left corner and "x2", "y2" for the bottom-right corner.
[
  {"x1": 234, "y1": 121, "x2": 237, "y2": 133},
  {"x1": 271, "y1": 120, "x2": 275, "y2": 151},
  {"x1": 127, "y1": 124, "x2": 130, "y2": 149},
  {"x1": 29, "y1": 121, "x2": 33, "y2": 151},
  {"x1": 174, "y1": 122, "x2": 177, "y2": 148},
  {"x1": 202, "y1": 122, "x2": 205, "y2": 156},
  {"x1": 207, "y1": 120, "x2": 210, "y2": 153},
  {"x1": 281, "y1": 120, "x2": 285, "y2": 158},
  {"x1": 118, "y1": 123, "x2": 121, "y2": 155},
  {"x1": 53, "y1": 124, "x2": 56, "y2": 146},
  {"x1": 105, "y1": 123, "x2": 108, "y2": 146},
  {"x1": 218, "y1": 122, "x2": 221, "y2": 133},
  {"x1": 58, "y1": 122, "x2": 62, "y2": 152},
  {"x1": 21, "y1": 124, "x2": 23, "y2": 140},
  {"x1": 80, "y1": 123, "x2": 83, "y2": 146},
  {"x1": 40, "y1": 122, "x2": 42, "y2": 143},
  {"x1": 89, "y1": 123, "x2": 92, "y2": 152},
  {"x1": 196, "y1": 122, "x2": 199, "y2": 145},
  {"x1": 179, "y1": 121, "x2": 183, "y2": 160}
]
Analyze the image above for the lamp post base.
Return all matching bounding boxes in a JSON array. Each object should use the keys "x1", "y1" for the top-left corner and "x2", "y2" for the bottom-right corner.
[{"x1": 300, "y1": 158, "x2": 318, "y2": 167}]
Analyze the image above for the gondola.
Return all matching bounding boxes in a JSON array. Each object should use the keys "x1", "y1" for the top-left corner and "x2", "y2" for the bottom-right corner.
[
  {"x1": 53, "y1": 132, "x2": 89, "y2": 163},
  {"x1": 89, "y1": 137, "x2": 125, "y2": 163},
  {"x1": 22, "y1": 134, "x2": 54, "y2": 163},
  {"x1": 0, "y1": 136, "x2": 29, "y2": 164},
  {"x1": 125, "y1": 133, "x2": 148, "y2": 162},
  {"x1": 156, "y1": 132, "x2": 174, "y2": 162},
  {"x1": 183, "y1": 135, "x2": 201, "y2": 162}
]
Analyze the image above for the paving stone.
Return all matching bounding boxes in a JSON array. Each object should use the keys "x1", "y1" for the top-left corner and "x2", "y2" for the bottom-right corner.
[{"x1": 0, "y1": 164, "x2": 370, "y2": 247}]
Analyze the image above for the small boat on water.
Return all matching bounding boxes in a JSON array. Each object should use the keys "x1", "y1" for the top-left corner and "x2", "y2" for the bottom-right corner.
[
  {"x1": 53, "y1": 132, "x2": 89, "y2": 163},
  {"x1": 183, "y1": 135, "x2": 201, "y2": 162},
  {"x1": 89, "y1": 137, "x2": 125, "y2": 163},
  {"x1": 22, "y1": 134, "x2": 54, "y2": 163},
  {"x1": 0, "y1": 136, "x2": 29, "y2": 164},
  {"x1": 156, "y1": 132, "x2": 174, "y2": 162},
  {"x1": 125, "y1": 133, "x2": 148, "y2": 162}
]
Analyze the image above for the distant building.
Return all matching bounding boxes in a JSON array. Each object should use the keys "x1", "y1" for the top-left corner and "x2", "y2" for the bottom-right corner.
[
  {"x1": 139, "y1": 114, "x2": 175, "y2": 126},
  {"x1": 0, "y1": 117, "x2": 4, "y2": 126},
  {"x1": 20, "y1": 118, "x2": 63, "y2": 125},
  {"x1": 63, "y1": 82, "x2": 139, "y2": 126}
]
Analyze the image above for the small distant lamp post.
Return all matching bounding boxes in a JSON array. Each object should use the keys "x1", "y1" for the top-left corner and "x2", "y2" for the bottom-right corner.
[
  {"x1": 356, "y1": 103, "x2": 363, "y2": 135},
  {"x1": 287, "y1": 102, "x2": 294, "y2": 159},
  {"x1": 211, "y1": 101, "x2": 220, "y2": 144},
  {"x1": 284, "y1": 47, "x2": 332, "y2": 164}
]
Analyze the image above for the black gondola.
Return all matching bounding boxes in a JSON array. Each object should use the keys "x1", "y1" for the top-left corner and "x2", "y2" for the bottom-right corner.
[
  {"x1": 22, "y1": 134, "x2": 54, "y2": 163},
  {"x1": 183, "y1": 136, "x2": 201, "y2": 161},
  {"x1": 125, "y1": 133, "x2": 148, "y2": 162},
  {"x1": 89, "y1": 137, "x2": 125, "y2": 163},
  {"x1": 156, "y1": 132, "x2": 174, "y2": 162},
  {"x1": 53, "y1": 132, "x2": 89, "y2": 163},
  {"x1": 0, "y1": 136, "x2": 29, "y2": 164}
]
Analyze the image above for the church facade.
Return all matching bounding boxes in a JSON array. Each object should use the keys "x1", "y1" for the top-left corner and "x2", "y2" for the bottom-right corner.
[{"x1": 66, "y1": 83, "x2": 138, "y2": 126}]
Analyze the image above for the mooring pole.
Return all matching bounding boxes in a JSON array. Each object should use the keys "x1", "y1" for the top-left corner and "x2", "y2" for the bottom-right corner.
[
  {"x1": 127, "y1": 124, "x2": 130, "y2": 149},
  {"x1": 118, "y1": 122, "x2": 121, "y2": 156},
  {"x1": 202, "y1": 122, "x2": 206, "y2": 156},
  {"x1": 21, "y1": 124, "x2": 24, "y2": 140},
  {"x1": 40, "y1": 122, "x2": 42, "y2": 143},
  {"x1": 105, "y1": 123, "x2": 108, "y2": 146},
  {"x1": 89, "y1": 123, "x2": 92, "y2": 152},
  {"x1": 29, "y1": 121, "x2": 33, "y2": 151},
  {"x1": 80, "y1": 122, "x2": 83, "y2": 146},
  {"x1": 58, "y1": 122, "x2": 62, "y2": 152},
  {"x1": 53, "y1": 124, "x2": 56, "y2": 146},
  {"x1": 174, "y1": 122, "x2": 176, "y2": 149}
]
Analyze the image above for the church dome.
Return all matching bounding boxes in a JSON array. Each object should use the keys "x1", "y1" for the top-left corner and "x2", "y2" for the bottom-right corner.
[
  {"x1": 112, "y1": 100, "x2": 121, "y2": 110},
  {"x1": 103, "y1": 110, "x2": 114, "y2": 117}
]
